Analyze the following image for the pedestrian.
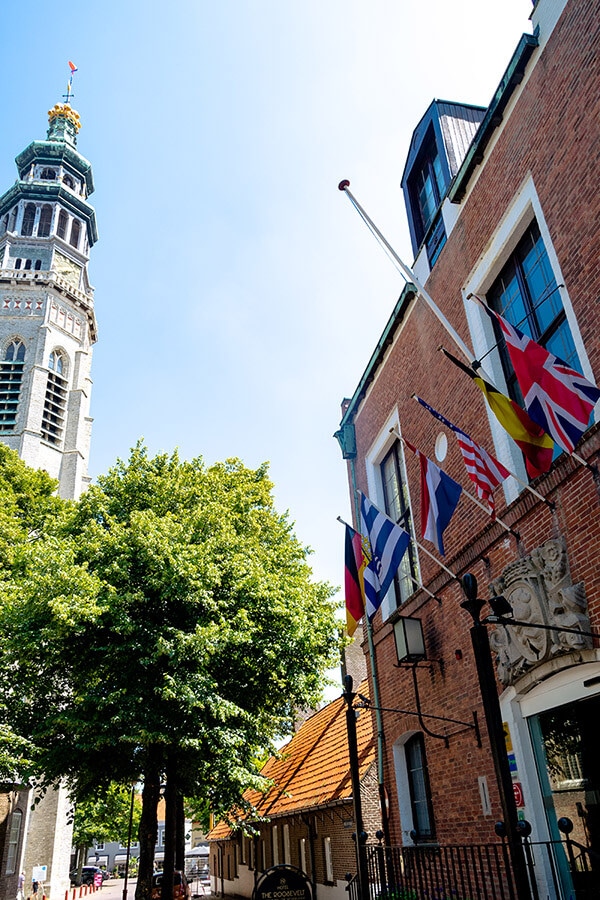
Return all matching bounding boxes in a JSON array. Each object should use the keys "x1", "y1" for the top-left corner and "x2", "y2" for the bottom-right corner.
[
  {"x1": 31, "y1": 878, "x2": 39, "y2": 897},
  {"x1": 94, "y1": 871, "x2": 102, "y2": 890},
  {"x1": 16, "y1": 871, "x2": 25, "y2": 900}
]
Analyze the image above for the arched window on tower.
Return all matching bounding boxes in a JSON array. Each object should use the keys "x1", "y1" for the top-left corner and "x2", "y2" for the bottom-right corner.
[
  {"x1": 41, "y1": 168, "x2": 56, "y2": 180},
  {"x1": 63, "y1": 174, "x2": 74, "y2": 189},
  {"x1": 38, "y1": 204, "x2": 53, "y2": 238},
  {"x1": 8, "y1": 208, "x2": 17, "y2": 232},
  {"x1": 69, "y1": 219, "x2": 81, "y2": 249},
  {"x1": 42, "y1": 350, "x2": 68, "y2": 445},
  {"x1": 22, "y1": 203, "x2": 36, "y2": 237},
  {"x1": 57, "y1": 210, "x2": 69, "y2": 240},
  {"x1": 0, "y1": 339, "x2": 26, "y2": 432},
  {"x1": 0, "y1": 215, "x2": 7, "y2": 236}
]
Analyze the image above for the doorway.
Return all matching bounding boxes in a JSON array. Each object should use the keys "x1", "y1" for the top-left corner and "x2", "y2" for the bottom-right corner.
[{"x1": 531, "y1": 694, "x2": 600, "y2": 897}]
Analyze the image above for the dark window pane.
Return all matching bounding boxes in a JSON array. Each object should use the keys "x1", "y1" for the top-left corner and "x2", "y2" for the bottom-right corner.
[
  {"x1": 406, "y1": 734, "x2": 435, "y2": 840},
  {"x1": 22, "y1": 203, "x2": 36, "y2": 237}
]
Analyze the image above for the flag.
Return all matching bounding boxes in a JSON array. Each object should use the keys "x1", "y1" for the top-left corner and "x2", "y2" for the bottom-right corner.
[
  {"x1": 414, "y1": 396, "x2": 510, "y2": 517},
  {"x1": 405, "y1": 441, "x2": 462, "y2": 555},
  {"x1": 474, "y1": 296, "x2": 600, "y2": 454},
  {"x1": 68, "y1": 61, "x2": 78, "y2": 73},
  {"x1": 441, "y1": 348, "x2": 554, "y2": 478},
  {"x1": 344, "y1": 524, "x2": 365, "y2": 637},
  {"x1": 359, "y1": 493, "x2": 410, "y2": 620}
]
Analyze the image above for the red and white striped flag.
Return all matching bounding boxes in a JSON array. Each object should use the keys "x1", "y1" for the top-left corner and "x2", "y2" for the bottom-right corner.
[{"x1": 414, "y1": 396, "x2": 510, "y2": 517}]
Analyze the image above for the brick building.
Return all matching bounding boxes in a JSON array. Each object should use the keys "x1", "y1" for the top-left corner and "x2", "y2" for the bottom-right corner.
[
  {"x1": 208, "y1": 680, "x2": 381, "y2": 900},
  {"x1": 336, "y1": 0, "x2": 600, "y2": 897}
]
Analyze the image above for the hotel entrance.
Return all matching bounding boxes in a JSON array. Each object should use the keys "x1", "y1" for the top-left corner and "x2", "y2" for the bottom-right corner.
[{"x1": 530, "y1": 692, "x2": 600, "y2": 898}]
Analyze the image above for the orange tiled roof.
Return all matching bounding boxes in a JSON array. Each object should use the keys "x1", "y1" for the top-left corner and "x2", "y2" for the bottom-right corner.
[{"x1": 208, "y1": 680, "x2": 374, "y2": 840}]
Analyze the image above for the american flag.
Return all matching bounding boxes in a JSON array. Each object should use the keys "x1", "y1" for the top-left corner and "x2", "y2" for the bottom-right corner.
[
  {"x1": 414, "y1": 396, "x2": 510, "y2": 517},
  {"x1": 474, "y1": 297, "x2": 600, "y2": 454}
]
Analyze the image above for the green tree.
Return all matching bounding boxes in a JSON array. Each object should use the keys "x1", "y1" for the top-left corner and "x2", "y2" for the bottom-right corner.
[
  {"x1": 0, "y1": 445, "x2": 67, "y2": 782},
  {"x1": 72, "y1": 783, "x2": 142, "y2": 877},
  {"x1": 0, "y1": 444, "x2": 340, "y2": 899}
]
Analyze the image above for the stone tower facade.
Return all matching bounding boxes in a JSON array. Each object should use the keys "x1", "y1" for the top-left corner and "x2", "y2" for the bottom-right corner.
[{"x1": 0, "y1": 102, "x2": 97, "y2": 499}]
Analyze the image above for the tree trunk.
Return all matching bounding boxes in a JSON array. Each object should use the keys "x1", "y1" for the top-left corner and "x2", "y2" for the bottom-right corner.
[
  {"x1": 161, "y1": 756, "x2": 178, "y2": 900},
  {"x1": 136, "y1": 760, "x2": 161, "y2": 900},
  {"x1": 175, "y1": 789, "x2": 185, "y2": 872}
]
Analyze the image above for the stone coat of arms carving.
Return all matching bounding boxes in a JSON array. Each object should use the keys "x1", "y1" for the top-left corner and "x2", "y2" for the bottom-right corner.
[{"x1": 489, "y1": 538, "x2": 592, "y2": 685}]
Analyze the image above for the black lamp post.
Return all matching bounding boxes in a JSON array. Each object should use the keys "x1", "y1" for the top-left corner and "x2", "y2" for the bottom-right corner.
[
  {"x1": 122, "y1": 784, "x2": 136, "y2": 900},
  {"x1": 460, "y1": 573, "x2": 533, "y2": 900},
  {"x1": 343, "y1": 675, "x2": 370, "y2": 900}
]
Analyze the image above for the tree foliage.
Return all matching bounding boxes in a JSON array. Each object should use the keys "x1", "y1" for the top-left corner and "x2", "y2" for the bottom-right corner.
[
  {"x1": 72, "y1": 783, "x2": 142, "y2": 850},
  {"x1": 0, "y1": 443, "x2": 340, "y2": 894},
  {"x1": 0, "y1": 445, "x2": 67, "y2": 782}
]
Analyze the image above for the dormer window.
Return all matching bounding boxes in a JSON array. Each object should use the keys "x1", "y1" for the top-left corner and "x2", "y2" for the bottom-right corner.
[
  {"x1": 41, "y1": 168, "x2": 56, "y2": 180},
  {"x1": 415, "y1": 146, "x2": 445, "y2": 236}
]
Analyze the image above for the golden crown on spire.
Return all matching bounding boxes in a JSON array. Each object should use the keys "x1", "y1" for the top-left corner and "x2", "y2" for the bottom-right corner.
[{"x1": 47, "y1": 103, "x2": 82, "y2": 132}]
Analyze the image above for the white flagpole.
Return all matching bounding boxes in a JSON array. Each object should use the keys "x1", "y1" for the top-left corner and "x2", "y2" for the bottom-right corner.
[{"x1": 338, "y1": 180, "x2": 478, "y2": 367}]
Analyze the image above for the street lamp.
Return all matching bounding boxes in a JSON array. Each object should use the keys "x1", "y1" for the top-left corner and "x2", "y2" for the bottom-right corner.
[
  {"x1": 122, "y1": 784, "x2": 136, "y2": 900},
  {"x1": 343, "y1": 675, "x2": 370, "y2": 900},
  {"x1": 460, "y1": 573, "x2": 533, "y2": 900}
]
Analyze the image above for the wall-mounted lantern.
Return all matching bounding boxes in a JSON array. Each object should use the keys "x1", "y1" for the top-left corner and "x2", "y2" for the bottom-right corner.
[{"x1": 393, "y1": 615, "x2": 426, "y2": 664}]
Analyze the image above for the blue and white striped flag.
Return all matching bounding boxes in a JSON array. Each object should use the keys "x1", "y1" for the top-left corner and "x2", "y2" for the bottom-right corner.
[{"x1": 359, "y1": 493, "x2": 410, "y2": 619}]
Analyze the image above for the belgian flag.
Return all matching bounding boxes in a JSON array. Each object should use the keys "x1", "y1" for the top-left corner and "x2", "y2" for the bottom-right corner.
[
  {"x1": 441, "y1": 348, "x2": 554, "y2": 479},
  {"x1": 344, "y1": 524, "x2": 366, "y2": 637}
]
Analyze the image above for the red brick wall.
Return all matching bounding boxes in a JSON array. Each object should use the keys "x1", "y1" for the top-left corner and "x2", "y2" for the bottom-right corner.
[{"x1": 347, "y1": 0, "x2": 600, "y2": 847}]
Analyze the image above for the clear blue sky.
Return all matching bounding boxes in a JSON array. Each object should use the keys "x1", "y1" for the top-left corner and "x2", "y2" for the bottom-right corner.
[{"x1": 1, "y1": 1, "x2": 532, "y2": 597}]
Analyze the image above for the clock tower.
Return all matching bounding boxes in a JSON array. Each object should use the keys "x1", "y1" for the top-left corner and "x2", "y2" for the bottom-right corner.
[{"x1": 0, "y1": 100, "x2": 98, "y2": 498}]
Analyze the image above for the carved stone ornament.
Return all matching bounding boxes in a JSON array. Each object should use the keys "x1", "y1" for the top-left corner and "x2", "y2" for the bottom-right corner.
[{"x1": 488, "y1": 538, "x2": 592, "y2": 686}]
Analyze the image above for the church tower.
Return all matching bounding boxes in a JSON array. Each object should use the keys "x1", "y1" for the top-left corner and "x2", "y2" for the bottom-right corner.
[{"x1": 0, "y1": 100, "x2": 98, "y2": 499}]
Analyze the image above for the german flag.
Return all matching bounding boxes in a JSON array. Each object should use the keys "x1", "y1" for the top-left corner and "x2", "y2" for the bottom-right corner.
[
  {"x1": 344, "y1": 524, "x2": 366, "y2": 636},
  {"x1": 441, "y1": 348, "x2": 554, "y2": 479}
]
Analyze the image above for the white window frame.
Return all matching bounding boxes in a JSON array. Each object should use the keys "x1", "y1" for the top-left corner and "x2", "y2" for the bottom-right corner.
[
  {"x1": 364, "y1": 407, "x2": 420, "y2": 621},
  {"x1": 5, "y1": 809, "x2": 22, "y2": 874},
  {"x1": 323, "y1": 836, "x2": 333, "y2": 883},
  {"x1": 282, "y1": 824, "x2": 290, "y2": 864},
  {"x1": 393, "y1": 730, "x2": 422, "y2": 846},
  {"x1": 463, "y1": 175, "x2": 596, "y2": 500},
  {"x1": 299, "y1": 837, "x2": 307, "y2": 874}
]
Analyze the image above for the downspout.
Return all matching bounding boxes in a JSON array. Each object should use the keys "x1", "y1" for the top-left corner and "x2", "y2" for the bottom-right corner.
[
  {"x1": 301, "y1": 814, "x2": 318, "y2": 900},
  {"x1": 335, "y1": 421, "x2": 392, "y2": 848}
]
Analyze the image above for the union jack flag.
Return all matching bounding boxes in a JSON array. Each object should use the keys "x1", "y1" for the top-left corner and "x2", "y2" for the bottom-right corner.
[
  {"x1": 474, "y1": 297, "x2": 600, "y2": 454},
  {"x1": 414, "y1": 396, "x2": 510, "y2": 517}
]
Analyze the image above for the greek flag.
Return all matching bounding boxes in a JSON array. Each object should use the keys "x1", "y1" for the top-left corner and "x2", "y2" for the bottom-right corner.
[{"x1": 360, "y1": 493, "x2": 410, "y2": 619}]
